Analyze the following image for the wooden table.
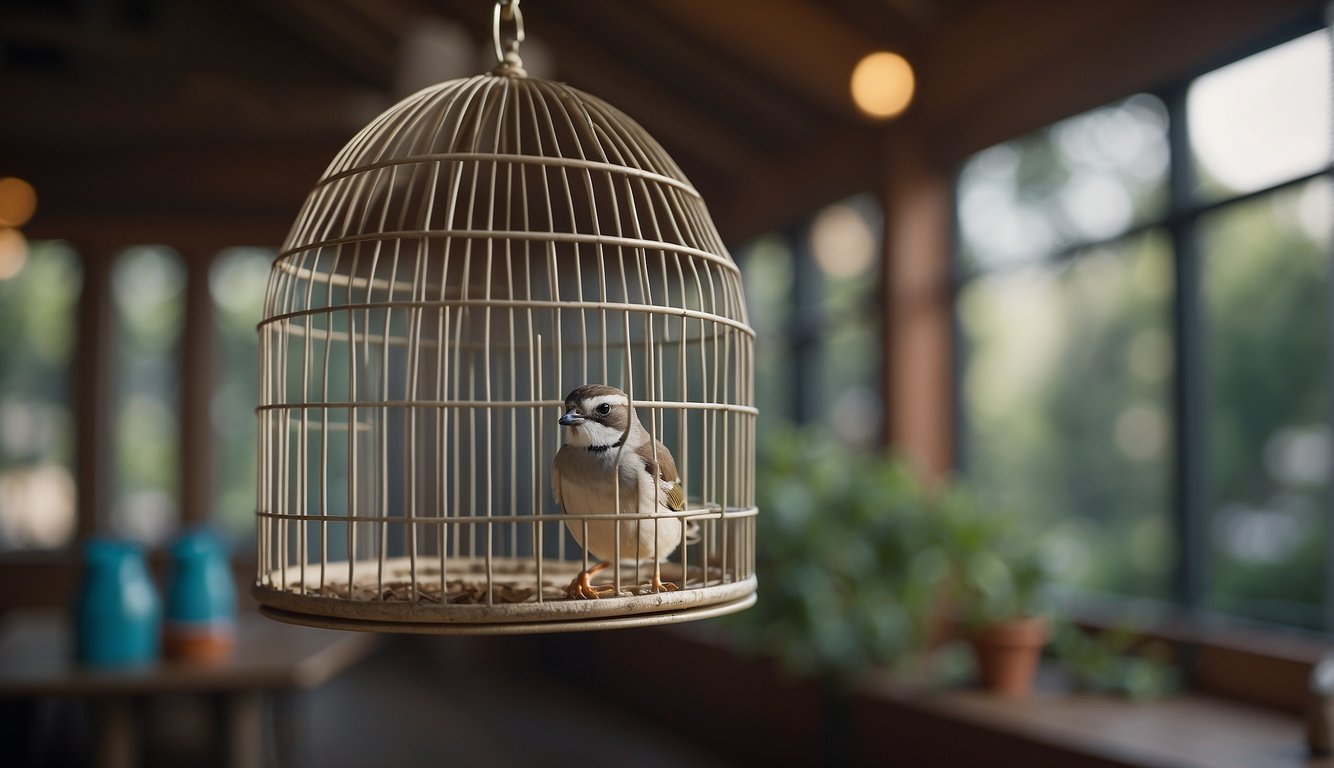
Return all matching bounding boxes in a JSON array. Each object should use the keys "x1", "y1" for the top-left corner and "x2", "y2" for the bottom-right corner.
[{"x1": 0, "y1": 608, "x2": 379, "y2": 768}]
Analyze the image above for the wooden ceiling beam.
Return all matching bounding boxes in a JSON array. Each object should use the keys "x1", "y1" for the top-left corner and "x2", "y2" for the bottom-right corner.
[
  {"x1": 543, "y1": 0, "x2": 824, "y2": 148},
  {"x1": 708, "y1": 124, "x2": 882, "y2": 243},
  {"x1": 916, "y1": 0, "x2": 1326, "y2": 164},
  {"x1": 0, "y1": 77, "x2": 386, "y2": 146},
  {"x1": 523, "y1": 15, "x2": 769, "y2": 184},
  {"x1": 234, "y1": 0, "x2": 397, "y2": 85},
  {"x1": 0, "y1": 16, "x2": 157, "y2": 63},
  {"x1": 879, "y1": 0, "x2": 942, "y2": 27},
  {"x1": 338, "y1": 0, "x2": 427, "y2": 40},
  {"x1": 21, "y1": 211, "x2": 299, "y2": 255},
  {"x1": 0, "y1": 142, "x2": 342, "y2": 223},
  {"x1": 653, "y1": 0, "x2": 883, "y2": 122},
  {"x1": 818, "y1": 0, "x2": 932, "y2": 48},
  {"x1": 916, "y1": 0, "x2": 1150, "y2": 127}
]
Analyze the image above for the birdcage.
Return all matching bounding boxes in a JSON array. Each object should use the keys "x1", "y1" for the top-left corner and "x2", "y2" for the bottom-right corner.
[{"x1": 253, "y1": 2, "x2": 757, "y2": 633}]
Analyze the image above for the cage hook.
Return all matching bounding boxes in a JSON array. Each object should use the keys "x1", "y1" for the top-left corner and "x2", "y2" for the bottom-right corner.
[{"x1": 493, "y1": 0, "x2": 526, "y2": 73}]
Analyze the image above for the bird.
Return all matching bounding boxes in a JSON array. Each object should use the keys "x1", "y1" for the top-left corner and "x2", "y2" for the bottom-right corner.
[{"x1": 551, "y1": 384, "x2": 688, "y2": 599}]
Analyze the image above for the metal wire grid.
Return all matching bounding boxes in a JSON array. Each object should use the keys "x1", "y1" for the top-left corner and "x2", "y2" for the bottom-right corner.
[{"x1": 254, "y1": 73, "x2": 757, "y2": 630}]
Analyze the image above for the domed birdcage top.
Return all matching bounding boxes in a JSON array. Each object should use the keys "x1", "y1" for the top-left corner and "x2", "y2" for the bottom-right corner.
[{"x1": 254, "y1": 2, "x2": 757, "y2": 634}]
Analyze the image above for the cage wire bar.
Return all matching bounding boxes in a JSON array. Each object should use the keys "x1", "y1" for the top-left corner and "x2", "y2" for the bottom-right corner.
[{"x1": 253, "y1": 28, "x2": 757, "y2": 633}]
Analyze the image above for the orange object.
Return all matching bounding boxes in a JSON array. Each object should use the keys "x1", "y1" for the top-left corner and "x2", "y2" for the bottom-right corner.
[
  {"x1": 163, "y1": 626, "x2": 235, "y2": 664},
  {"x1": 969, "y1": 616, "x2": 1047, "y2": 697}
]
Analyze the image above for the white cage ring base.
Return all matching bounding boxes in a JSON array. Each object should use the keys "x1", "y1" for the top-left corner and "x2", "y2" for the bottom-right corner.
[
  {"x1": 253, "y1": 555, "x2": 756, "y2": 632},
  {"x1": 258, "y1": 592, "x2": 757, "y2": 635}
]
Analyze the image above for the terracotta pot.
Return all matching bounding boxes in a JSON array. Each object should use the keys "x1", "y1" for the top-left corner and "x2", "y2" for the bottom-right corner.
[{"x1": 968, "y1": 616, "x2": 1047, "y2": 697}]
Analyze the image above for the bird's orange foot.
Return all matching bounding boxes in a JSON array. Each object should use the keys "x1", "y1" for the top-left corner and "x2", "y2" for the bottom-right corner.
[
  {"x1": 644, "y1": 574, "x2": 679, "y2": 595},
  {"x1": 565, "y1": 570, "x2": 618, "y2": 600}
]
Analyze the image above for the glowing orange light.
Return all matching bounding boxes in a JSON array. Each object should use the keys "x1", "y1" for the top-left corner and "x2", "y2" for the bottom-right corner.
[
  {"x1": 850, "y1": 52, "x2": 915, "y2": 120},
  {"x1": 0, "y1": 177, "x2": 37, "y2": 228}
]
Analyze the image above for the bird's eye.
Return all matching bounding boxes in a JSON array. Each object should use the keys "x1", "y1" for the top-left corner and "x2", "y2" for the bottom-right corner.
[{"x1": 596, "y1": 403, "x2": 611, "y2": 415}]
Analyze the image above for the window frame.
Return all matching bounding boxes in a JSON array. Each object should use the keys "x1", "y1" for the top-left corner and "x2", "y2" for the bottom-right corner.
[
  {"x1": 0, "y1": 245, "x2": 249, "y2": 553},
  {"x1": 736, "y1": 198, "x2": 886, "y2": 443},
  {"x1": 951, "y1": 18, "x2": 1334, "y2": 639}
]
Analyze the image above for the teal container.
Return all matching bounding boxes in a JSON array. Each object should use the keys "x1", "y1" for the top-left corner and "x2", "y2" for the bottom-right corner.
[
  {"x1": 163, "y1": 530, "x2": 236, "y2": 661},
  {"x1": 74, "y1": 538, "x2": 162, "y2": 666}
]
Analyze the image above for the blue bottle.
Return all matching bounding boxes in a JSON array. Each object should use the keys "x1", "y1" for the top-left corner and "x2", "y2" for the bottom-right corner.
[
  {"x1": 164, "y1": 530, "x2": 237, "y2": 662},
  {"x1": 74, "y1": 538, "x2": 162, "y2": 666}
]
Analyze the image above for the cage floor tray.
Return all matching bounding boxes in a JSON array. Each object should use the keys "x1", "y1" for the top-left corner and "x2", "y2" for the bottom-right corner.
[{"x1": 254, "y1": 556, "x2": 756, "y2": 633}]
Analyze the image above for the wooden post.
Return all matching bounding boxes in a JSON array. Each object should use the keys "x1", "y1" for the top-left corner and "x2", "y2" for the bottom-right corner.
[
  {"x1": 180, "y1": 250, "x2": 216, "y2": 526},
  {"x1": 74, "y1": 244, "x2": 115, "y2": 538},
  {"x1": 880, "y1": 121, "x2": 954, "y2": 479}
]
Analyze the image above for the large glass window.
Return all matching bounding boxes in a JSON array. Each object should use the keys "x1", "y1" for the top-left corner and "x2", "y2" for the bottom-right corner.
[
  {"x1": 110, "y1": 246, "x2": 185, "y2": 545},
  {"x1": 738, "y1": 193, "x2": 883, "y2": 449},
  {"x1": 957, "y1": 95, "x2": 1169, "y2": 272},
  {"x1": 740, "y1": 234, "x2": 794, "y2": 446},
  {"x1": 211, "y1": 247, "x2": 274, "y2": 539},
  {"x1": 1202, "y1": 178, "x2": 1331, "y2": 626},
  {"x1": 1187, "y1": 30, "x2": 1332, "y2": 627},
  {"x1": 0, "y1": 239, "x2": 80, "y2": 551},
  {"x1": 957, "y1": 27, "x2": 1333, "y2": 629},
  {"x1": 811, "y1": 196, "x2": 882, "y2": 451},
  {"x1": 1188, "y1": 30, "x2": 1331, "y2": 201},
  {"x1": 961, "y1": 232, "x2": 1175, "y2": 599}
]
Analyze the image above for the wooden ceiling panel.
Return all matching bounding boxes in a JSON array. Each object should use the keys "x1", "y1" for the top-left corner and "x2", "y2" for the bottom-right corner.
[
  {"x1": 235, "y1": 0, "x2": 398, "y2": 85},
  {"x1": 539, "y1": 0, "x2": 825, "y2": 152},
  {"x1": 1, "y1": 0, "x2": 1321, "y2": 242},
  {"x1": 521, "y1": 17, "x2": 765, "y2": 189},
  {"x1": 913, "y1": 0, "x2": 1326, "y2": 162},
  {"x1": 818, "y1": 0, "x2": 932, "y2": 49},
  {"x1": 652, "y1": 0, "x2": 884, "y2": 122}
]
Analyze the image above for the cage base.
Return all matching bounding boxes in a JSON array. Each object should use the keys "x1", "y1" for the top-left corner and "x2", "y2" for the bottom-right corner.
[
  {"x1": 257, "y1": 591, "x2": 756, "y2": 635},
  {"x1": 254, "y1": 556, "x2": 755, "y2": 628}
]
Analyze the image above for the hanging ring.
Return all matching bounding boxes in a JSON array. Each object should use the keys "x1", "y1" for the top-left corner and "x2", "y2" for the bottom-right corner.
[{"x1": 493, "y1": 0, "x2": 525, "y2": 64}]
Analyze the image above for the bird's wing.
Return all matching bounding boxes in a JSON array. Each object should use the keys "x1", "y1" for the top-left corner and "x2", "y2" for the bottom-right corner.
[
  {"x1": 551, "y1": 448, "x2": 565, "y2": 508},
  {"x1": 664, "y1": 482, "x2": 685, "y2": 511},
  {"x1": 635, "y1": 438, "x2": 685, "y2": 511}
]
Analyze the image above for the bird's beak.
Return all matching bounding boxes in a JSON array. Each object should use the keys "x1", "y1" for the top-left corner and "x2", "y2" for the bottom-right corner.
[{"x1": 558, "y1": 410, "x2": 584, "y2": 427}]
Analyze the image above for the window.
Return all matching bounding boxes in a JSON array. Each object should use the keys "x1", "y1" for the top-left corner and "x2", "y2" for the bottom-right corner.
[
  {"x1": 956, "y1": 28, "x2": 1333, "y2": 629},
  {"x1": 739, "y1": 194, "x2": 883, "y2": 449},
  {"x1": 110, "y1": 245, "x2": 185, "y2": 545},
  {"x1": 811, "y1": 197, "x2": 883, "y2": 451},
  {"x1": 959, "y1": 230, "x2": 1175, "y2": 600},
  {"x1": 0, "y1": 237, "x2": 278, "y2": 553},
  {"x1": 1201, "y1": 177, "x2": 1331, "y2": 626},
  {"x1": 743, "y1": 233, "x2": 795, "y2": 445},
  {"x1": 210, "y1": 247, "x2": 273, "y2": 539},
  {"x1": 0, "y1": 239, "x2": 80, "y2": 551}
]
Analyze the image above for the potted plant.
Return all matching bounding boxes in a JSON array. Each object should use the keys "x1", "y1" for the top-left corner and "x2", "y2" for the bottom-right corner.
[
  {"x1": 708, "y1": 427, "x2": 955, "y2": 763},
  {"x1": 934, "y1": 483, "x2": 1050, "y2": 697},
  {"x1": 727, "y1": 426, "x2": 949, "y2": 685},
  {"x1": 1051, "y1": 622, "x2": 1180, "y2": 701}
]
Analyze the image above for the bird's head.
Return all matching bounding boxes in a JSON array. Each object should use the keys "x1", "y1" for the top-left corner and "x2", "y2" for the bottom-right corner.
[{"x1": 559, "y1": 384, "x2": 633, "y2": 447}]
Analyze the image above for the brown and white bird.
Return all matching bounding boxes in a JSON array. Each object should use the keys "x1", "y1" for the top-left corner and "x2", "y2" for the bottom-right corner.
[{"x1": 551, "y1": 384, "x2": 687, "y2": 599}]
